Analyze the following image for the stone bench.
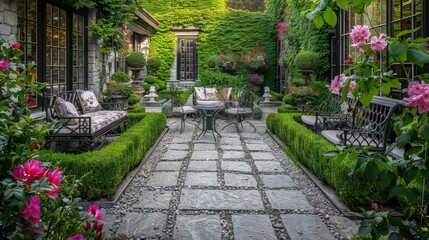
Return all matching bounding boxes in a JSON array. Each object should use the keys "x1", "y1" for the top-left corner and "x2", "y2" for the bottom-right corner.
[
  {"x1": 44, "y1": 90, "x2": 127, "y2": 151},
  {"x1": 321, "y1": 96, "x2": 403, "y2": 152}
]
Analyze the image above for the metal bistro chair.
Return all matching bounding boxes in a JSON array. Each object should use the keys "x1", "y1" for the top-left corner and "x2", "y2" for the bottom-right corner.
[
  {"x1": 222, "y1": 89, "x2": 257, "y2": 132},
  {"x1": 170, "y1": 85, "x2": 199, "y2": 133}
]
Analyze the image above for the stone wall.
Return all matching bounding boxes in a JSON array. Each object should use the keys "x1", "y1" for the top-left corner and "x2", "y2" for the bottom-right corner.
[
  {"x1": 0, "y1": 0, "x2": 17, "y2": 44},
  {"x1": 87, "y1": 8, "x2": 100, "y2": 94},
  {"x1": 225, "y1": 0, "x2": 265, "y2": 12}
]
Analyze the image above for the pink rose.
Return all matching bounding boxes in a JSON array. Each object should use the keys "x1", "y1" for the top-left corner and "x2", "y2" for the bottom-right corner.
[
  {"x1": 20, "y1": 196, "x2": 41, "y2": 225},
  {"x1": 370, "y1": 34, "x2": 387, "y2": 51},
  {"x1": 11, "y1": 42, "x2": 20, "y2": 49},
  {"x1": 0, "y1": 59, "x2": 9, "y2": 71}
]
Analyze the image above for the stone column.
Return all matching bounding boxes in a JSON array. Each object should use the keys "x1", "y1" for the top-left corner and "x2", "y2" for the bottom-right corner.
[{"x1": 0, "y1": 0, "x2": 18, "y2": 45}]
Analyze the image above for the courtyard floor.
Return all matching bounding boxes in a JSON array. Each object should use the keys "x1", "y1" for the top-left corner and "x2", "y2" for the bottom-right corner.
[{"x1": 101, "y1": 106, "x2": 357, "y2": 239}]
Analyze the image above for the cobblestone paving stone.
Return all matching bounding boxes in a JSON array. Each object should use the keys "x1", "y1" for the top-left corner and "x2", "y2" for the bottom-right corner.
[{"x1": 104, "y1": 110, "x2": 352, "y2": 239}]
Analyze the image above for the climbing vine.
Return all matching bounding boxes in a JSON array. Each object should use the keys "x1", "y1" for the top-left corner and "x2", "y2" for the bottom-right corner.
[
  {"x1": 146, "y1": 5, "x2": 277, "y2": 88},
  {"x1": 266, "y1": 0, "x2": 334, "y2": 80}
]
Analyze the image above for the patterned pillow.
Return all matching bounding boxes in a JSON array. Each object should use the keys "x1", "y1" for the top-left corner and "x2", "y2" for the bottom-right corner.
[
  {"x1": 205, "y1": 88, "x2": 217, "y2": 100},
  {"x1": 194, "y1": 87, "x2": 206, "y2": 100},
  {"x1": 54, "y1": 97, "x2": 79, "y2": 125},
  {"x1": 76, "y1": 89, "x2": 102, "y2": 113}
]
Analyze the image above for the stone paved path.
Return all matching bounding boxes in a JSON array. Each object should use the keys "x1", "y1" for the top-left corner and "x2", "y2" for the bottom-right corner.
[{"x1": 103, "y1": 108, "x2": 354, "y2": 239}]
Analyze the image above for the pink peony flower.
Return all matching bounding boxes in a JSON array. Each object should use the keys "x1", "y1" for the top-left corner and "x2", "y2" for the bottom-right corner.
[
  {"x1": 370, "y1": 34, "x2": 387, "y2": 51},
  {"x1": 348, "y1": 81, "x2": 356, "y2": 93},
  {"x1": 67, "y1": 234, "x2": 83, "y2": 240},
  {"x1": 46, "y1": 168, "x2": 63, "y2": 186},
  {"x1": 0, "y1": 59, "x2": 9, "y2": 71},
  {"x1": 12, "y1": 159, "x2": 45, "y2": 183},
  {"x1": 46, "y1": 185, "x2": 61, "y2": 199},
  {"x1": 11, "y1": 42, "x2": 20, "y2": 49},
  {"x1": 20, "y1": 196, "x2": 41, "y2": 225},
  {"x1": 88, "y1": 203, "x2": 104, "y2": 221},
  {"x1": 350, "y1": 25, "x2": 371, "y2": 45},
  {"x1": 330, "y1": 74, "x2": 347, "y2": 92},
  {"x1": 403, "y1": 81, "x2": 429, "y2": 114}
]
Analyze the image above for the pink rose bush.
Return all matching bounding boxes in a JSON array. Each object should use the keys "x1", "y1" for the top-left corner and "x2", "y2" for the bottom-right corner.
[
  {"x1": 350, "y1": 25, "x2": 387, "y2": 52},
  {"x1": 330, "y1": 74, "x2": 356, "y2": 93},
  {"x1": 403, "y1": 81, "x2": 429, "y2": 114}
]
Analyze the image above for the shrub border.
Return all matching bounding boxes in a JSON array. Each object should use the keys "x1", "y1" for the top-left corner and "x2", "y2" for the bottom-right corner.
[
  {"x1": 38, "y1": 112, "x2": 167, "y2": 200},
  {"x1": 266, "y1": 112, "x2": 389, "y2": 207}
]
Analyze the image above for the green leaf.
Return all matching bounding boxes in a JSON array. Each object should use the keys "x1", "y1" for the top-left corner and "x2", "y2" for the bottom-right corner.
[
  {"x1": 323, "y1": 7, "x2": 337, "y2": 27},
  {"x1": 313, "y1": 15, "x2": 324, "y2": 29},
  {"x1": 396, "y1": 27, "x2": 421, "y2": 38},
  {"x1": 380, "y1": 83, "x2": 390, "y2": 95},
  {"x1": 403, "y1": 166, "x2": 417, "y2": 185},
  {"x1": 406, "y1": 47, "x2": 429, "y2": 67},
  {"x1": 357, "y1": 225, "x2": 372, "y2": 236},
  {"x1": 389, "y1": 232, "x2": 403, "y2": 240},
  {"x1": 389, "y1": 185, "x2": 405, "y2": 199},
  {"x1": 359, "y1": 93, "x2": 372, "y2": 107},
  {"x1": 388, "y1": 40, "x2": 403, "y2": 58},
  {"x1": 380, "y1": 171, "x2": 395, "y2": 189},
  {"x1": 396, "y1": 132, "x2": 412, "y2": 147},
  {"x1": 366, "y1": 160, "x2": 379, "y2": 180},
  {"x1": 336, "y1": 0, "x2": 349, "y2": 11},
  {"x1": 323, "y1": 150, "x2": 339, "y2": 157},
  {"x1": 418, "y1": 125, "x2": 429, "y2": 140}
]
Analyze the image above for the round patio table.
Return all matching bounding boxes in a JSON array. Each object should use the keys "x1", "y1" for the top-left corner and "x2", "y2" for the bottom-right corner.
[{"x1": 194, "y1": 103, "x2": 224, "y2": 141}]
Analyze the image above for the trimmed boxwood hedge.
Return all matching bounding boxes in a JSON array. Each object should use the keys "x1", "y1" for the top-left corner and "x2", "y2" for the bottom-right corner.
[
  {"x1": 266, "y1": 112, "x2": 388, "y2": 207},
  {"x1": 38, "y1": 112, "x2": 166, "y2": 200}
]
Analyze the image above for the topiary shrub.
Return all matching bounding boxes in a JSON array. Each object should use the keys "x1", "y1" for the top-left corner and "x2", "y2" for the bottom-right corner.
[
  {"x1": 126, "y1": 52, "x2": 146, "y2": 68},
  {"x1": 144, "y1": 76, "x2": 157, "y2": 84},
  {"x1": 111, "y1": 72, "x2": 130, "y2": 83},
  {"x1": 147, "y1": 57, "x2": 161, "y2": 70},
  {"x1": 155, "y1": 79, "x2": 166, "y2": 90},
  {"x1": 207, "y1": 54, "x2": 223, "y2": 69},
  {"x1": 295, "y1": 50, "x2": 319, "y2": 70},
  {"x1": 128, "y1": 93, "x2": 141, "y2": 106},
  {"x1": 269, "y1": 91, "x2": 284, "y2": 101},
  {"x1": 282, "y1": 94, "x2": 296, "y2": 105}
]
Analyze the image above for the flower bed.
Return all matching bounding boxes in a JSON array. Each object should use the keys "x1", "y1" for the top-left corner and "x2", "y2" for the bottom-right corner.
[{"x1": 39, "y1": 112, "x2": 166, "y2": 200}]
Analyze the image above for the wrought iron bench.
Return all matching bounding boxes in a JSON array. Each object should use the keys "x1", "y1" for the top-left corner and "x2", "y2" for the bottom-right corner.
[
  {"x1": 300, "y1": 92, "x2": 353, "y2": 132},
  {"x1": 44, "y1": 90, "x2": 127, "y2": 151},
  {"x1": 321, "y1": 96, "x2": 403, "y2": 152}
]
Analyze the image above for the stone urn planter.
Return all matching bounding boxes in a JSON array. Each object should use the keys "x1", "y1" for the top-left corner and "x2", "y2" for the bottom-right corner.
[
  {"x1": 128, "y1": 67, "x2": 145, "y2": 81},
  {"x1": 110, "y1": 95, "x2": 129, "y2": 110}
]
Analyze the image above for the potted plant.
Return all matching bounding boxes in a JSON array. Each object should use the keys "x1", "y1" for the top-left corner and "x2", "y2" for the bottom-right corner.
[
  {"x1": 126, "y1": 52, "x2": 146, "y2": 80},
  {"x1": 147, "y1": 57, "x2": 161, "y2": 76},
  {"x1": 207, "y1": 55, "x2": 223, "y2": 70},
  {"x1": 290, "y1": 85, "x2": 319, "y2": 108},
  {"x1": 219, "y1": 52, "x2": 238, "y2": 74},
  {"x1": 240, "y1": 46, "x2": 268, "y2": 72},
  {"x1": 111, "y1": 72, "x2": 130, "y2": 83},
  {"x1": 295, "y1": 50, "x2": 319, "y2": 84},
  {"x1": 102, "y1": 81, "x2": 132, "y2": 109}
]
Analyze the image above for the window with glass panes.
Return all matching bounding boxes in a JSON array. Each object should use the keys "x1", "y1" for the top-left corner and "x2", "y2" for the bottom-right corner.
[
  {"x1": 333, "y1": 0, "x2": 427, "y2": 98},
  {"x1": 17, "y1": 0, "x2": 38, "y2": 107},
  {"x1": 73, "y1": 14, "x2": 85, "y2": 90}
]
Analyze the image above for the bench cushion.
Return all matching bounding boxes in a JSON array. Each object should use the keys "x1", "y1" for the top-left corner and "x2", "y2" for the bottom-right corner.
[
  {"x1": 195, "y1": 87, "x2": 206, "y2": 101},
  {"x1": 77, "y1": 89, "x2": 102, "y2": 113},
  {"x1": 81, "y1": 110, "x2": 127, "y2": 133},
  {"x1": 301, "y1": 115, "x2": 316, "y2": 126}
]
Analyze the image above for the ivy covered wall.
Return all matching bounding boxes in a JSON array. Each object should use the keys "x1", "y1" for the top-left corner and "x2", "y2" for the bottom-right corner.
[
  {"x1": 266, "y1": 0, "x2": 334, "y2": 80},
  {"x1": 143, "y1": 1, "x2": 277, "y2": 88}
]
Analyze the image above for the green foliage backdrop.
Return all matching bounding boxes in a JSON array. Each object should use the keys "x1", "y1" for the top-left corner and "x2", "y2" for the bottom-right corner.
[
  {"x1": 265, "y1": 0, "x2": 334, "y2": 80},
  {"x1": 144, "y1": 2, "x2": 277, "y2": 88}
]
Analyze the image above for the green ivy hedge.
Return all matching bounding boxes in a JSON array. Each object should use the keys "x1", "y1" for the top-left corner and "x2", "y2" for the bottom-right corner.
[
  {"x1": 142, "y1": 0, "x2": 226, "y2": 14},
  {"x1": 266, "y1": 112, "x2": 389, "y2": 206},
  {"x1": 148, "y1": 7, "x2": 276, "y2": 89},
  {"x1": 38, "y1": 112, "x2": 166, "y2": 200}
]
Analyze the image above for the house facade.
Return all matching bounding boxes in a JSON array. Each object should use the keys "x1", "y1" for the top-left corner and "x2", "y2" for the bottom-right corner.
[
  {"x1": 331, "y1": 0, "x2": 429, "y2": 96},
  {"x1": 0, "y1": 0, "x2": 157, "y2": 110}
]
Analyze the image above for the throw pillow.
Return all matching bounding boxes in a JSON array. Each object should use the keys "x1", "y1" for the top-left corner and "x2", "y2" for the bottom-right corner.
[
  {"x1": 205, "y1": 88, "x2": 217, "y2": 100},
  {"x1": 194, "y1": 87, "x2": 206, "y2": 101},
  {"x1": 76, "y1": 89, "x2": 102, "y2": 113},
  {"x1": 54, "y1": 97, "x2": 79, "y2": 125}
]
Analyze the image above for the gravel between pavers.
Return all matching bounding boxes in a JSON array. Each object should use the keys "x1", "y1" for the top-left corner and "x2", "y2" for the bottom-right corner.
[{"x1": 104, "y1": 118, "x2": 357, "y2": 240}]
